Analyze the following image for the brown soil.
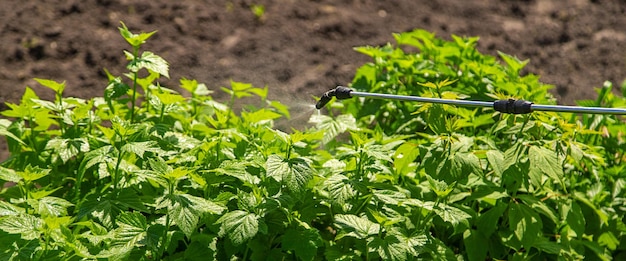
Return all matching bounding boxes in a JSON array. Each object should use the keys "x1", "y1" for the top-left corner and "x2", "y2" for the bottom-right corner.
[{"x1": 1, "y1": 0, "x2": 625, "y2": 159}]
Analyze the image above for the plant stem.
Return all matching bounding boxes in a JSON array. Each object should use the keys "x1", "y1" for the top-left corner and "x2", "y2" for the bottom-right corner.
[{"x1": 130, "y1": 45, "x2": 139, "y2": 123}]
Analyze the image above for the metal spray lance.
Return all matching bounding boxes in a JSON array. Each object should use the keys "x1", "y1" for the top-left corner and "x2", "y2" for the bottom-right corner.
[{"x1": 315, "y1": 86, "x2": 626, "y2": 115}]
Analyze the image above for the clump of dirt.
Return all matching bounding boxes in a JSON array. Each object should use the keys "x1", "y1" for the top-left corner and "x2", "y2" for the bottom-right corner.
[{"x1": 1, "y1": 0, "x2": 625, "y2": 160}]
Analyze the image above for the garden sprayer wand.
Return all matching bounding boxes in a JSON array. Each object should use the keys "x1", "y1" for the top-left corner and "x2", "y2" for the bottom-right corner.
[{"x1": 315, "y1": 86, "x2": 626, "y2": 115}]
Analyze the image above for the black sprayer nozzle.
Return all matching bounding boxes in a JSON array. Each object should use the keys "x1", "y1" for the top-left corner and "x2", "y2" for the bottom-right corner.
[{"x1": 315, "y1": 86, "x2": 353, "y2": 109}]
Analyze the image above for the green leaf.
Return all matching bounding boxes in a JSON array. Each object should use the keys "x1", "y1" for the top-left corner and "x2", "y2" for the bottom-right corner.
[
  {"x1": 268, "y1": 100, "x2": 290, "y2": 119},
  {"x1": 433, "y1": 204, "x2": 471, "y2": 226},
  {"x1": 223, "y1": 81, "x2": 267, "y2": 99},
  {"x1": 184, "y1": 234, "x2": 218, "y2": 261},
  {"x1": 562, "y1": 201, "x2": 585, "y2": 237},
  {"x1": 281, "y1": 224, "x2": 323, "y2": 261},
  {"x1": 126, "y1": 51, "x2": 170, "y2": 78},
  {"x1": 121, "y1": 141, "x2": 162, "y2": 159},
  {"x1": 216, "y1": 210, "x2": 261, "y2": 245},
  {"x1": 476, "y1": 204, "x2": 506, "y2": 236},
  {"x1": 242, "y1": 109, "x2": 282, "y2": 124},
  {"x1": 393, "y1": 142, "x2": 420, "y2": 175},
  {"x1": 214, "y1": 160, "x2": 260, "y2": 185},
  {"x1": 324, "y1": 173, "x2": 356, "y2": 205},
  {"x1": 529, "y1": 145, "x2": 564, "y2": 186},
  {"x1": 573, "y1": 191, "x2": 608, "y2": 224},
  {"x1": 79, "y1": 145, "x2": 114, "y2": 179},
  {"x1": 104, "y1": 76, "x2": 131, "y2": 101},
  {"x1": 265, "y1": 155, "x2": 314, "y2": 193},
  {"x1": 0, "y1": 201, "x2": 24, "y2": 216},
  {"x1": 517, "y1": 194, "x2": 558, "y2": 225},
  {"x1": 486, "y1": 150, "x2": 505, "y2": 177},
  {"x1": 180, "y1": 78, "x2": 212, "y2": 96},
  {"x1": 426, "y1": 175, "x2": 455, "y2": 198},
  {"x1": 0, "y1": 214, "x2": 42, "y2": 240},
  {"x1": 463, "y1": 229, "x2": 488, "y2": 261},
  {"x1": 45, "y1": 137, "x2": 90, "y2": 163},
  {"x1": 498, "y1": 51, "x2": 529, "y2": 74},
  {"x1": 77, "y1": 193, "x2": 122, "y2": 229},
  {"x1": 112, "y1": 212, "x2": 147, "y2": 248},
  {"x1": 118, "y1": 22, "x2": 156, "y2": 47},
  {"x1": 368, "y1": 234, "x2": 409, "y2": 261},
  {"x1": 34, "y1": 78, "x2": 65, "y2": 95},
  {"x1": 153, "y1": 90, "x2": 186, "y2": 105},
  {"x1": 31, "y1": 196, "x2": 74, "y2": 217},
  {"x1": 116, "y1": 188, "x2": 150, "y2": 213},
  {"x1": 532, "y1": 236, "x2": 562, "y2": 254},
  {"x1": 598, "y1": 231, "x2": 619, "y2": 250},
  {"x1": 0, "y1": 238, "x2": 39, "y2": 260},
  {"x1": 309, "y1": 114, "x2": 357, "y2": 143},
  {"x1": 0, "y1": 119, "x2": 27, "y2": 147},
  {"x1": 0, "y1": 166, "x2": 21, "y2": 183},
  {"x1": 20, "y1": 165, "x2": 51, "y2": 183},
  {"x1": 334, "y1": 214, "x2": 380, "y2": 240},
  {"x1": 508, "y1": 202, "x2": 542, "y2": 249},
  {"x1": 157, "y1": 193, "x2": 225, "y2": 237}
]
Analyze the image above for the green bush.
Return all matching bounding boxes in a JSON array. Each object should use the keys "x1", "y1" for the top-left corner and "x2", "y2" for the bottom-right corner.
[{"x1": 0, "y1": 24, "x2": 624, "y2": 260}]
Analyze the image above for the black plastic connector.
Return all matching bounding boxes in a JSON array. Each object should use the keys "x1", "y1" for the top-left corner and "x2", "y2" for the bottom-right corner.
[{"x1": 493, "y1": 99, "x2": 533, "y2": 114}]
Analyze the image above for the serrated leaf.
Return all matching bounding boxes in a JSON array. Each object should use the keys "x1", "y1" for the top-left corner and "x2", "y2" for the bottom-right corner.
[
  {"x1": 368, "y1": 234, "x2": 409, "y2": 261},
  {"x1": 372, "y1": 189, "x2": 407, "y2": 205},
  {"x1": 0, "y1": 119, "x2": 27, "y2": 147},
  {"x1": 116, "y1": 188, "x2": 150, "y2": 213},
  {"x1": 324, "y1": 173, "x2": 356, "y2": 205},
  {"x1": 118, "y1": 22, "x2": 156, "y2": 47},
  {"x1": 126, "y1": 51, "x2": 169, "y2": 78},
  {"x1": 498, "y1": 51, "x2": 529, "y2": 74},
  {"x1": 486, "y1": 150, "x2": 505, "y2": 177},
  {"x1": 153, "y1": 90, "x2": 186, "y2": 106},
  {"x1": 0, "y1": 201, "x2": 24, "y2": 216},
  {"x1": 529, "y1": 146, "x2": 564, "y2": 185},
  {"x1": 1, "y1": 238, "x2": 39, "y2": 260},
  {"x1": 180, "y1": 78, "x2": 213, "y2": 96},
  {"x1": 45, "y1": 137, "x2": 90, "y2": 163},
  {"x1": 334, "y1": 214, "x2": 380, "y2": 240},
  {"x1": 104, "y1": 76, "x2": 131, "y2": 101},
  {"x1": 216, "y1": 210, "x2": 261, "y2": 245},
  {"x1": 79, "y1": 145, "x2": 114, "y2": 178},
  {"x1": 265, "y1": 155, "x2": 314, "y2": 192},
  {"x1": 112, "y1": 212, "x2": 147, "y2": 248},
  {"x1": 215, "y1": 160, "x2": 260, "y2": 185},
  {"x1": 42, "y1": 216, "x2": 72, "y2": 231},
  {"x1": 32, "y1": 196, "x2": 74, "y2": 217},
  {"x1": 309, "y1": 114, "x2": 357, "y2": 143},
  {"x1": 433, "y1": 204, "x2": 471, "y2": 225},
  {"x1": 121, "y1": 141, "x2": 162, "y2": 159},
  {"x1": 157, "y1": 193, "x2": 224, "y2": 237},
  {"x1": 0, "y1": 214, "x2": 42, "y2": 240},
  {"x1": 0, "y1": 166, "x2": 21, "y2": 183},
  {"x1": 78, "y1": 194, "x2": 121, "y2": 229},
  {"x1": 20, "y1": 165, "x2": 51, "y2": 183}
]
